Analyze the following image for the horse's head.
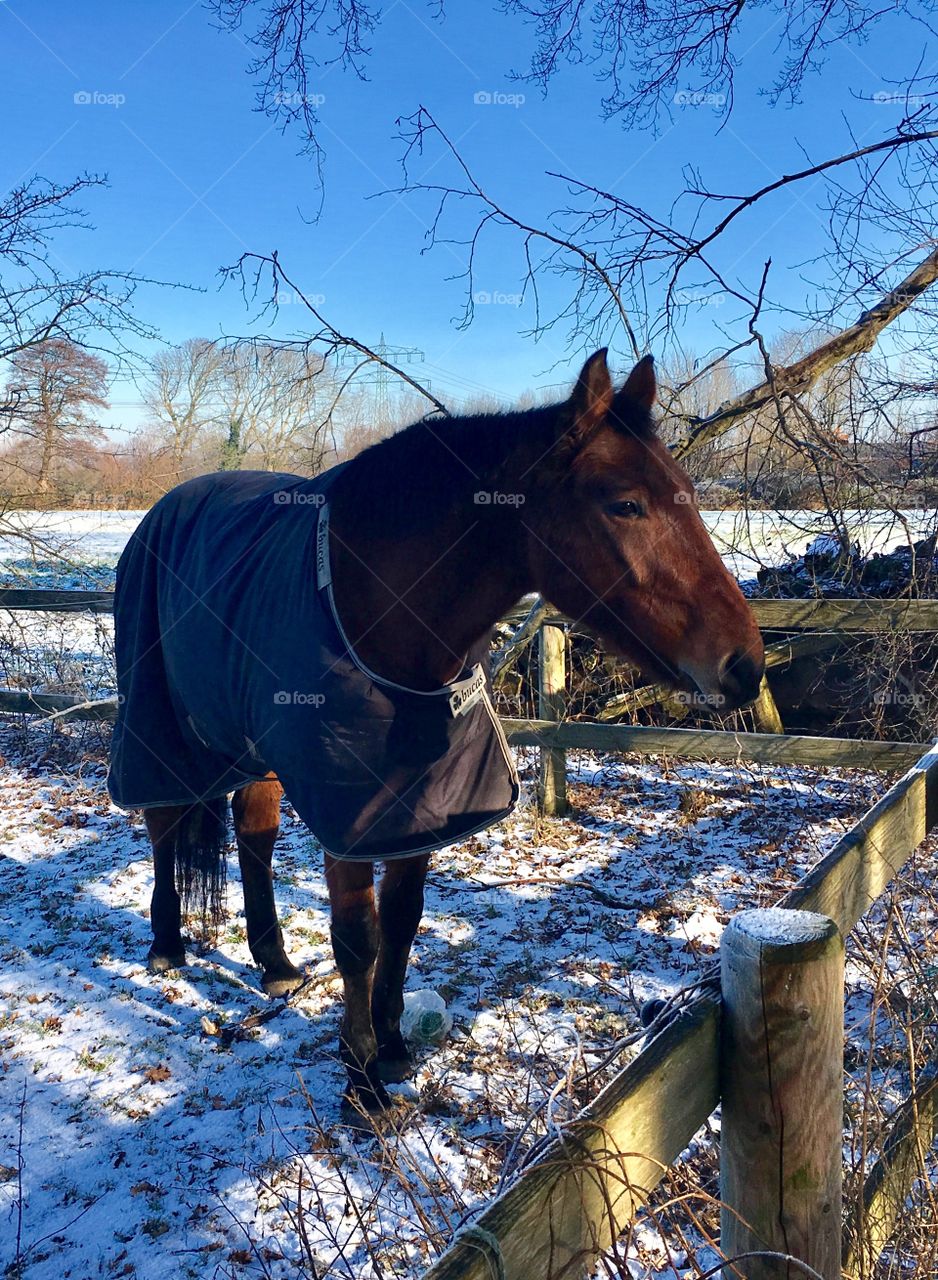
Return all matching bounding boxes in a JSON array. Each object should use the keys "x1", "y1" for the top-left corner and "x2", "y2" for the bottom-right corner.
[{"x1": 525, "y1": 349, "x2": 764, "y2": 712}]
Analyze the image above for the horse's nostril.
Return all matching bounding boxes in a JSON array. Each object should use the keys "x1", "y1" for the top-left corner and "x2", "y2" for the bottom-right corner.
[{"x1": 719, "y1": 648, "x2": 764, "y2": 707}]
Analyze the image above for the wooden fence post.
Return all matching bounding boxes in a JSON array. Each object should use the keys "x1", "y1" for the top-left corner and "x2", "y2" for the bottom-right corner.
[
  {"x1": 720, "y1": 908, "x2": 844, "y2": 1280},
  {"x1": 750, "y1": 674, "x2": 785, "y2": 735},
  {"x1": 537, "y1": 622, "x2": 568, "y2": 816}
]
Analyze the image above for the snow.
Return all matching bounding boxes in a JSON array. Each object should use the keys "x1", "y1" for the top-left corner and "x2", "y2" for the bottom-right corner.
[
  {"x1": 1, "y1": 723, "x2": 916, "y2": 1279},
  {"x1": 732, "y1": 905, "x2": 839, "y2": 945},
  {"x1": 700, "y1": 508, "x2": 936, "y2": 579},
  {"x1": 0, "y1": 510, "x2": 144, "y2": 573},
  {"x1": 2, "y1": 508, "x2": 936, "y2": 589},
  {"x1": 804, "y1": 533, "x2": 848, "y2": 559}
]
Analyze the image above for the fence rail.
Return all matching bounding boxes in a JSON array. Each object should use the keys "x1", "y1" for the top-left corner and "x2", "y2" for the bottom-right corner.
[
  {"x1": 500, "y1": 596, "x2": 938, "y2": 632},
  {"x1": 505, "y1": 719, "x2": 931, "y2": 771},
  {"x1": 5, "y1": 588, "x2": 938, "y2": 630},
  {"x1": 2, "y1": 690, "x2": 925, "y2": 771},
  {"x1": 0, "y1": 588, "x2": 115, "y2": 613},
  {"x1": 421, "y1": 742, "x2": 938, "y2": 1279}
]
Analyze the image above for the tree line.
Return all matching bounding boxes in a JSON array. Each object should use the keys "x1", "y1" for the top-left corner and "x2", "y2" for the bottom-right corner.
[
  {"x1": 0, "y1": 335, "x2": 423, "y2": 508},
  {"x1": 1, "y1": 328, "x2": 932, "y2": 511}
]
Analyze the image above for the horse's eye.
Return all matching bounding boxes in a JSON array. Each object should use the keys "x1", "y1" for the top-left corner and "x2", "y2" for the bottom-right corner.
[{"x1": 606, "y1": 498, "x2": 644, "y2": 520}]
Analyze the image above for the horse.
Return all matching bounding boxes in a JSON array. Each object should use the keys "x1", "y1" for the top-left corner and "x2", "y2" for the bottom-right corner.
[{"x1": 107, "y1": 350, "x2": 764, "y2": 1116}]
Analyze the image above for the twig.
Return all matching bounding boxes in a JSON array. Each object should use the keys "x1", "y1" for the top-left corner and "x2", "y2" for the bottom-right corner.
[
  {"x1": 217, "y1": 970, "x2": 333, "y2": 1048},
  {"x1": 455, "y1": 873, "x2": 636, "y2": 911},
  {"x1": 13, "y1": 1077, "x2": 26, "y2": 1277}
]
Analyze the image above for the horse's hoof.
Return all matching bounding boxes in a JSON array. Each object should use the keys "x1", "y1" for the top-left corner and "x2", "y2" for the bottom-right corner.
[
  {"x1": 339, "y1": 1096, "x2": 381, "y2": 1133},
  {"x1": 340, "y1": 1079, "x2": 395, "y2": 1129},
  {"x1": 148, "y1": 947, "x2": 186, "y2": 974},
  {"x1": 261, "y1": 965, "x2": 305, "y2": 998}
]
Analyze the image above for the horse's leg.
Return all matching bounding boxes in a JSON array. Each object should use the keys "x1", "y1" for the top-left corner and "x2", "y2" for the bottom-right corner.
[
  {"x1": 371, "y1": 854, "x2": 430, "y2": 1082},
  {"x1": 144, "y1": 805, "x2": 188, "y2": 972},
  {"x1": 232, "y1": 778, "x2": 304, "y2": 997},
  {"x1": 325, "y1": 854, "x2": 390, "y2": 1113}
]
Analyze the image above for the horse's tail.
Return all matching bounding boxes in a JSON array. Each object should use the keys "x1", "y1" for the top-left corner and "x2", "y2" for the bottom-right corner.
[{"x1": 173, "y1": 796, "x2": 230, "y2": 934}]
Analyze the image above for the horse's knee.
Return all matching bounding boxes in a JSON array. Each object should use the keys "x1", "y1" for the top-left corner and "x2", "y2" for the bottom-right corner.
[
  {"x1": 232, "y1": 777, "x2": 282, "y2": 848},
  {"x1": 326, "y1": 857, "x2": 377, "y2": 974},
  {"x1": 233, "y1": 779, "x2": 298, "y2": 987},
  {"x1": 150, "y1": 881, "x2": 181, "y2": 928},
  {"x1": 145, "y1": 806, "x2": 187, "y2": 964},
  {"x1": 371, "y1": 857, "x2": 429, "y2": 1078},
  {"x1": 148, "y1": 883, "x2": 186, "y2": 970}
]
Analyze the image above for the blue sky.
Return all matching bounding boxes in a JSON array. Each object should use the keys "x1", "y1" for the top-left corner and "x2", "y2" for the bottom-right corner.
[{"x1": 1, "y1": 1, "x2": 923, "y2": 431}]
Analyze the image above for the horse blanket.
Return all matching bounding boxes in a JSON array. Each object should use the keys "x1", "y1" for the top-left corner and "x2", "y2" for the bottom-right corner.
[{"x1": 107, "y1": 468, "x2": 519, "y2": 860}]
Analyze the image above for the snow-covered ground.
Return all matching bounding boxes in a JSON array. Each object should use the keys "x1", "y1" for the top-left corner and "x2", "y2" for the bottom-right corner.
[
  {"x1": 0, "y1": 511, "x2": 140, "y2": 590},
  {"x1": 2, "y1": 720, "x2": 934, "y2": 1280},
  {"x1": 1, "y1": 508, "x2": 936, "y2": 588}
]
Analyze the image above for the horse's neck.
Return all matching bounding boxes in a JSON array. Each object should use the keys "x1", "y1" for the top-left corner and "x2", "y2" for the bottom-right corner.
[{"x1": 328, "y1": 426, "x2": 538, "y2": 689}]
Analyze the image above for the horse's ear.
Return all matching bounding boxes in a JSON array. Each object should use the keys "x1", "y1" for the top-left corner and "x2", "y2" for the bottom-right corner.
[
  {"x1": 569, "y1": 349, "x2": 614, "y2": 439},
  {"x1": 622, "y1": 354, "x2": 657, "y2": 409}
]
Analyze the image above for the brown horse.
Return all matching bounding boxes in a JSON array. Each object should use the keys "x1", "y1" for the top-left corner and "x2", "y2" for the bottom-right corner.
[{"x1": 128, "y1": 351, "x2": 763, "y2": 1115}]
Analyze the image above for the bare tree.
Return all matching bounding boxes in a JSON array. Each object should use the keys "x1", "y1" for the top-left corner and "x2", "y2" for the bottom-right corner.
[
  {"x1": 500, "y1": 0, "x2": 927, "y2": 127},
  {"x1": 0, "y1": 171, "x2": 165, "y2": 523},
  {"x1": 140, "y1": 337, "x2": 338, "y2": 479},
  {"x1": 208, "y1": 0, "x2": 382, "y2": 195},
  {"x1": 0, "y1": 174, "x2": 160, "y2": 372},
  {"x1": 215, "y1": 343, "x2": 331, "y2": 472},
  {"x1": 2, "y1": 339, "x2": 109, "y2": 499},
  {"x1": 208, "y1": 2, "x2": 938, "y2": 158},
  {"x1": 141, "y1": 339, "x2": 225, "y2": 482}
]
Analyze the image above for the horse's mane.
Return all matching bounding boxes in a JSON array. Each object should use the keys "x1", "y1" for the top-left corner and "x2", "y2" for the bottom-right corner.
[
  {"x1": 336, "y1": 388, "x2": 656, "y2": 537},
  {"x1": 335, "y1": 405, "x2": 547, "y2": 535}
]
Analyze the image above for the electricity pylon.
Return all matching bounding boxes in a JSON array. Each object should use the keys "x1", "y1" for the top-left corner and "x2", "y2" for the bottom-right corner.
[{"x1": 337, "y1": 334, "x2": 428, "y2": 423}]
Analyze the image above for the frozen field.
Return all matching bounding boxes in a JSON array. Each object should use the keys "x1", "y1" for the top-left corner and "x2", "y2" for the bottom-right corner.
[{"x1": 1, "y1": 507, "x2": 936, "y2": 588}]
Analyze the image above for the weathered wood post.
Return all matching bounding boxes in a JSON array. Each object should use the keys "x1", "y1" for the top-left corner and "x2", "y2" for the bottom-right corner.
[
  {"x1": 537, "y1": 621, "x2": 568, "y2": 816},
  {"x1": 750, "y1": 674, "x2": 785, "y2": 735},
  {"x1": 720, "y1": 908, "x2": 844, "y2": 1279}
]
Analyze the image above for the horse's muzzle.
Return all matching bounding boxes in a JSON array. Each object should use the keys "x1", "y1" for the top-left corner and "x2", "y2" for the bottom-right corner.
[{"x1": 716, "y1": 647, "x2": 765, "y2": 711}]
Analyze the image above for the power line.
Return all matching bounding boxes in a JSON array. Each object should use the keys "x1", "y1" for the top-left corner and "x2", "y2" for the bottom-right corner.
[{"x1": 336, "y1": 334, "x2": 429, "y2": 421}]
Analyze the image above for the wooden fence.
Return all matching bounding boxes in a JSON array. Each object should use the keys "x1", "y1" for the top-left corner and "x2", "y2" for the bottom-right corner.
[
  {"x1": 420, "y1": 741, "x2": 938, "y2": 1280},
  {"x1": 2, "y1": 588, "x2": 938, "y2": 1276}
]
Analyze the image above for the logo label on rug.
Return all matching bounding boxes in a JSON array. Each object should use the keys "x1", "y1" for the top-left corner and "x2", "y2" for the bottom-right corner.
[
  {"x1": 316, "y1": 504, "x2": 332, "y2": 589},
  {"x1": 449, "y1": 665, "x2": 486, "y2": 718}
]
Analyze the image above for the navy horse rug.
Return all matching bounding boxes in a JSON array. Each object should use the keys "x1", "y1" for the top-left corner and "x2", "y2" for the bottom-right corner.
[{"x1": 107, "y1": 469, "x2": 519, "y2": 860}]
